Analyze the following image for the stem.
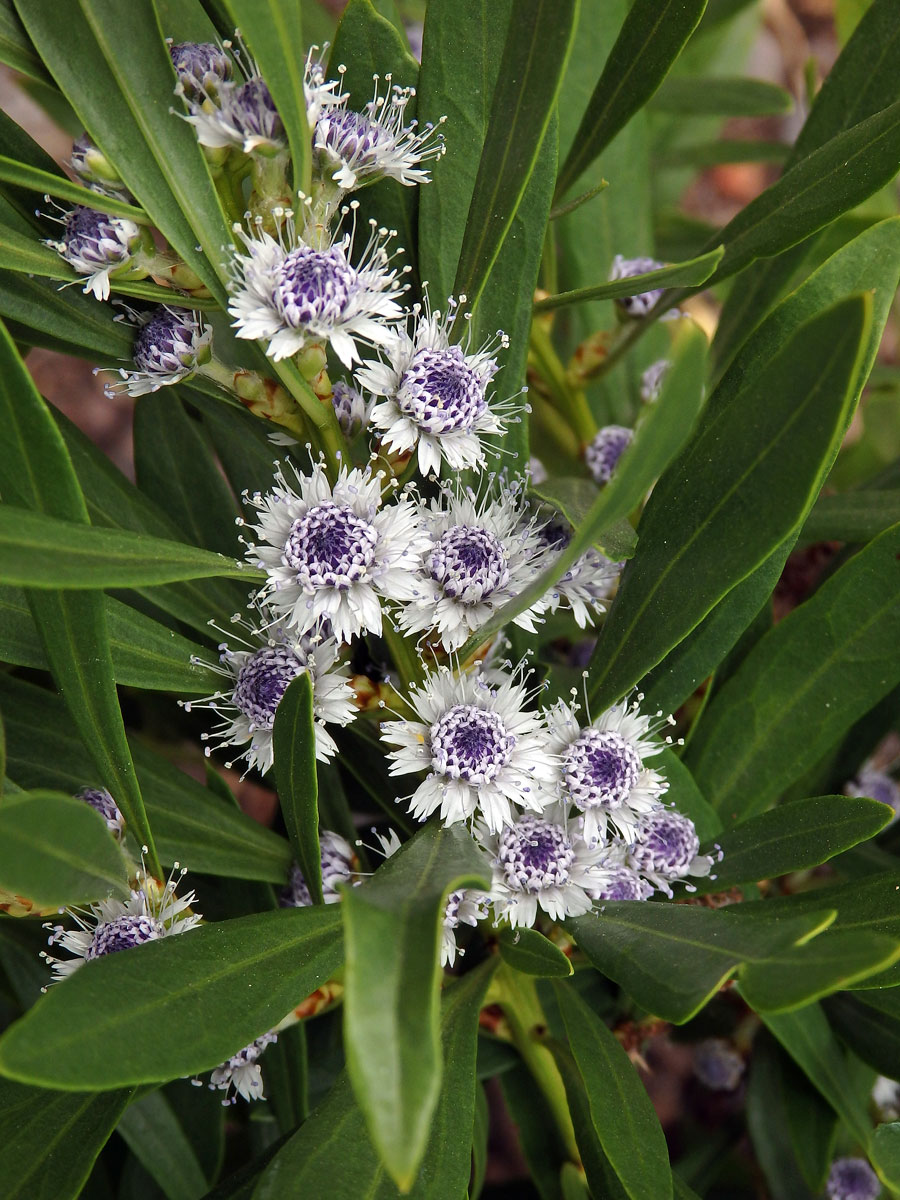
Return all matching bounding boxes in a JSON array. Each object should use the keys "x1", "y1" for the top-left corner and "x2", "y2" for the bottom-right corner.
[
  {"x1": 382, "y1": 622, "x2": 424, "y2": 693},
  {"x1": 529, "y1": 321, "x2": 595, "y2": 445},
  {"x1": 199, "y1": 359, "x2": 309, "y2": 439}
]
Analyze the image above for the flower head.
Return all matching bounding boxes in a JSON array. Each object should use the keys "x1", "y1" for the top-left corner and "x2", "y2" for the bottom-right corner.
[
  {"x1": 826, "y1": 1158, "x2": 881, "y2": 1200},
  {"x1": 585, "y1": 424, "x2": 633, "y2": 485},
  {"x1": 169, "y1": 41, "x2": 232, "y2": 98},
  {"x1": 845, "y1": 767, "x2": 900, "y2": 817},
  {"x1": 42, "y1": 866, "x2": 201, "y2": 984},
  {"x1": 176, "y1": 41, "x2": 285, "y2": 155},
  {"x1": 532, "y1": 511, "x2": 619, "y2": 629},
  {"x1": 207, "y1": 1031, "x2": 277, "y2": 1105},
  {"x1": 242, "y1": 461, "x2": 427, "y2": 644},
  {"x1": 586, "y1": 843, "x2": 653, "y2": 902},
  {"x1": 76, "y1": 787, "x2": 125, "y2": 841},
  {"x1": 629, "y1": 806, "x2": 718, "y2": 896},
  {"x1": 441, "y1": 888, "x2": 490, "y2": 967},
  {"x1": 70, "y1": 134, "x2": 131, "y2": 200},
  {"x1": 331, "y1": 379, "x2": 374, "y2": 436},
  {"x1": 609, "y1": 254, "x2": 666, "y2": 318},
  {"x1": 640, "y1": 358, "x2": 670, "y2": 404},
  {"x1": 49, "y1": 206, "x2": 145, "y2": 300},
  {"x1": 279, "y1": 832, "x2": 357, "y2": 906},
  {"x1": 381, "y1": 662, "x2": 558, "y2": 833},
  {"x1": 692, "y1": 1038, "x2": 745, "y2": 1091},
  {"x1": 110, "y1": 306, "x2": 212, "y2": 397},
  {"x1": 228, "y1": 205, "x2": 406, "y2": 366},
  {"x1": 358, "y1": 299, "x2": 512, "y2": 477}
]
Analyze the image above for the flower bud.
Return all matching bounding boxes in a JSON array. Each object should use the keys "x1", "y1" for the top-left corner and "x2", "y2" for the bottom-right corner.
[{"x1": 169, "y1": 40, "x2": 232, "y2": 98}]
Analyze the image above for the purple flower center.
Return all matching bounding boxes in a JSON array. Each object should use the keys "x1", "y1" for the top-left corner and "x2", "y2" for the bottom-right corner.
[
  {"x1": 430, "y1": 703, "x2": 516, "y2": 784},
  {"x1": 78, "y1": 786, "x2": 119, "y2": 825},
  {"x1": 827, "y1": 1157, "x2": 881, "y2": 1200},
  {"x1": 232, "y1": 645, "x2": 305, "y2": 729},
  {"x1": 498, "y1": 816, "x2": 574, "y2": 893},
  {"x1": 398, "y1": 346, "x2": 487, "y2": 435},
  {"x1": 427, "y1": 525, "x2": 509, "y2": 604},
  {"x1": 631, "y1": 809, "x2": 699, "y2": 879},
  {"x1": 564, "y1": 729, "x2": 641, "y2": 811},
  {"x1": 275, "y1": 245, "x2": 356, "y2": 330},
  {"x1": 593, "y1": 866, "x2": 649, "y2": 902},
  {"x1": 133, "y1": 308, "x2": 199, "y2": 374},
  {"x1": 63, "y1": 206, "x2": 135, "y2": 269},
  {"x1": 585, "y1": 425, "x2": 633, "y2": 485},
  {"x1": 319, "y1": 108, "x2": 387, "y2": 162},
  {"x1": 284, "y1": 500, "x2": 378, "y2": 590},
  {"x1": 227, "y1": 78, "x2": 283, "y2": 142},
  {"x1": 86, "y1": 913, "x2": 162, "y2": 959}
]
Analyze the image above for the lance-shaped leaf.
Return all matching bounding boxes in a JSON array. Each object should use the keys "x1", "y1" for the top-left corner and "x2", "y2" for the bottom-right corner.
[
  {"x1": 555, "y1": 982, "x2": 672, "y2": 1200},
  {"x1": 533, "y1": 246, "x2": 722, "y2": 312},
  {"x1": 587, "y1": 294, "x2": 870, "y2": 712},
  {"x1": 649, "y1": 75, "x2": 793, "y2": 117},
  {"x1": 273, "y1": 673, "x2": 322, "y2": 905},
  {"x1": 0, "y1": 905, "x2": 344, "y2": 1089},
  {"x1": 342, "y1": 823, "x2": 490, "y2": 1189},
  {"x1": 0, "y1": 268, "x2": 134, "y2": 360},
  {"x1": 801, "y1": 489, "x2": 900, "y2": 545},
  {"x1": 0, "y1": 154, "x2": 148, "y2": 221},
  {"x1": 452, "y1": 0, "x2": 578, "y2": 311},
  {"x1": 498, "y1": 927, "x2": 573, "y2": 978},
  {"x1": 0, "y1": 791, "x2": 129, "y2": 908},
  {"x1": 117, "y1": 1091, "x2": 208, "y2": 1200},
  {"x1": 556, "y1": 0, "x2": 707, "y2": 197},
  {"x1": 824, "y1": 990, "x2": 900, "y2": 1081},
  {"x1": 871, "y1": 1123, "x2": 900, "y2": 1193},
  {"x1": 689, "y1": 523, "x2": 900, "y2": 821}
]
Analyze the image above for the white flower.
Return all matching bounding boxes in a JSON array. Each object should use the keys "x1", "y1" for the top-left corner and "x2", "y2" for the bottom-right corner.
[
  {"x1": 396, "y1": 483, "x2": 550, "y2": 651},
  {"x1": 441, "y1": 888, "x2": 490, "y2": 967},
  {"x1": 302, "y1": 45, "x2": 344, "y2": 127},
  {"x1": 358, "y1": 299, "x2": 513, "y2": 477},
  {"x1": 640, "y1": 358, "x2": 670, "y2": 403},
  {"x1": 207, "y1": 1031, "x2": 277, "y2": 1105},
  {"x1": 279, "y1": 832, "x2": 357, "y2": 906},
  {"x1": 544, "y1": 697, "x2": 672, "y2": 845},
  {"x1": 380, "y1": 663, "x2": 558, "y2": 833},
  {"x1": 42, "y1": 866, "x2": 201, "y2": 984},
  {"x1": 629, "y1": 806, "x2": 719, "y2": 897},
  {"x1": 48, "y1": 206, "x2": 145, "y2": 301},
  {"x1": 532, "y1": 511, "x2": 619, "y2": 630},
  {"x1": 313, "y1": 73, "x2": 445, "y2": 191},
  {"x1": 477, "y1": 807, "x2": 609, "y2": 929},
  {"x1": 331, "y1": 379, "x2": 374, "y2": 435},
  {"x1": 175, "y1": 39, "x2": 285, "y2": 155},
  {"x1": 241, "y1": 460, "x2": 427, "y2": 644},
  {"x1": 585, "y1": 424, "x2": 633, "y2": 485},
  {"x1": 583, "y1": 838, "x2": 653, "y2": 902},
  {"x1": 108, "y1": 306, "x2": 212, "y2": 397},
  {"x1": 76, "y1": 787, "x2": 126, "y2": 841},
  {"x1": 185, "y1": 617, "x2": 357, "y2": 773},
  {"x1": 227, "y1": 206, "x2": 406, "y2": 367},
  {"x1": 609, "y1": 254, "x2": 666, "y2": 318}
]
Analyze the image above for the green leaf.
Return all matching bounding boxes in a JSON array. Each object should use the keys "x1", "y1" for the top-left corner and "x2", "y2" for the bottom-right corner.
[
  {"x1": 0, "y1": 2, "x2": 48, "y2": 80},
  {"x1": 0, "y1": 219, "x2": 75, "y2": 279},
  {"x1": 533, "y1": 246, "x2": 723, "y2": 312},
  {"x1": 0, "y1": 505, "x2": 260, "y2": 589},
  {"x1": 117, "y1": 1091, "x2": 207, "y2": 1200},
  {"x1": 689, "y1": 523, "x2": 900, "y2": 821},
  {"x1": 568, "y1": 903, "x2": 832, "y2": 1023},
  {"x1": 0, "y1": 153, "x2": 149, "y2": 221},
  {"x1": 656, "y1": 747, "x2": 722, "y2": 842},
  {"x1": 222, "y1": 0, "x2": 310, "y2": 193},
  {"x1": 498, "y1": 928, "x2": 573, "y2": 977},
  {"x1": 824, "y1": 990, "x2": 900, "y2": 1081},
  {"x1": 555, "y1": 0, "x2": 707, "y2": 198},
  {"x1": 650, "y1": 75, "x2": 793, "y2": 116},
  {"x1": 532, "y1": 478, "x2": 638, "y2": 559},
  {"x1": 655, "y1": 139, "x2": 789, "y2": 168},
  {"x1": 555, "y1": 982, "x2": 672, "y2": 1200},
  {"x1": 273, "y1": 674, "x2": 321, "y2": 905},
  {"x1": 0, "y1": 268, "x2": 134, "y2": 361},
  {"x1": 0, "y1": 905, "x2": 343, "y2": 1089},
  {"x1": 586, "y1": 294, "x2": 870, "y2": 712},
  {"x1": 254, "y1": 960, "x2": 497, "y2": 1199},
  {"x1": 0, "y1": 1078, "x2": 133, "y2": 1200},
  {"x1": 695, "y1": 796, "x2": 893, "y2": 892},
  {"x1": 870, "y1": 1123, "x2": 900, "y2": 1192},
  {"x1": 452, "y1": 0, "x2": 578, "y2": 311},
  {"x1": 0, "y1": 791, "x2": 129, "y2": 908},
  {"x1": 801, "y1": 489, "x2": 900, "y2": 544},
  {"x1": 342, "y1": 823, "x2": 490, "y2": 1189}
]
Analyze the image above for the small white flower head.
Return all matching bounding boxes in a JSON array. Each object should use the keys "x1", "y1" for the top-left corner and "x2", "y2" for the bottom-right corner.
[
  {"x1": 533, "y1": 511, "x2": 618, "y2": 630},
  {"x1": 609, "y1": 254, "x2": 666, "y2": 318},
  {"x1": 187, "y1": 616, "x2": 356, "y2": 772},
  {"x1": 279, "y1": 832, "x2": 357, "y2": 906},
  {"x1": 331, "y1": 378, "x2": 374, "y2": 436},
  {"x1": 692, "y1": 1038, "x2": 745, "y2": 1091},
  {"x1": 175, "y1": 35, "x2": 284, "y2": 156},
  {"x1": 845, "y1": 766, "x2": 900, "y2": 817},
  {"x1": 545, "y1": 697, "x2": 671, "y2": 845},
  {"x1": 228, "y1": 206, "x2": 406, "y2": 366},
  {"x1": 441, "y1": 888, "x2": 490, "y2": 967},
  {"x1": 69, "y1": 134, "x2": 131, "y2": 201},
  {"x1": 873, "y1": 1076, "x2": 900, "y2": 1120},
  {"x1": 110, "y1": 305, "x2": 212, "y2": 397},
  {"x1": 629, "y1": 806, "x2": 717, "y2": 897},
  {"x1": 380, "y1": 662, "x2": 558, "y2": 833},
  {"x1": 42, "y1": 865, "x2": 201, "y2": 984},
  {"x1": 396, "y1": 482, "x2": 549, "y2": 651},
  {"x1": 359, "y1": 298, "x2": 512, "y2": 477},
  {"x1": 585, "y1": 424, "x2": 633, "y2": 485},
  {"x1": 76, "y1": 787, "x2": 125, "y2": 841},
  {"x1": 49, "y1": 206, "x2": 144, "y2": 300},
  {"x1": 207, "y1": 1031, "x2": 277, "y2": 1105},
  {"x1": 479, "y1": 807, "x2": 609, "y2": 929},
  {"x1": 243, "y1": 460, "x2": 427, "y2": 644},
  {"x1": 640, "y1": 358, "x2": 670, "y2": 404},
  {"x1": 313, "y1": 73, "x2": 445, "y2": 191},
  {"x1": 826, "y1": 1157, "x2": 881, "y2": 1200},
  {"x1": 586, "y1": 844, "x2": 653, "y2": 902},
  {"x1": 169, "y1": 41, "x2": 232, "y2": 98},
  {"x1": 527, "y1": 456, "x2": 548, "y2": 486}
]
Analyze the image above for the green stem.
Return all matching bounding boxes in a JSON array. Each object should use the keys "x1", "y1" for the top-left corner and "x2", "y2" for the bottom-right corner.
[
  {"x1": 382, "y1": 622, "x2": 424, "y2": 693},
  {"x1": 529, "y1": 321, "x2": 595, "y2": 445}
]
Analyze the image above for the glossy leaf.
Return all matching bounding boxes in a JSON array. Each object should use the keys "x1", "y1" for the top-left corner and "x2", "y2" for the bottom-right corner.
[
  {"x1": 533, "y1": 246, "x2": 722, "y2": 312},
  {"x1": 0, "y1": 791, "x2": 128, "y2": 908},
  {"x1": 650, "y1": 75, "x2": 792, "y2": 116},
  {"x1": 117, "y1": 1091, "x2": 207, "y2": 1200},
  {"x1": 689, "y1": 523, "x2": 900, "y2": 821},
  {"x1": 586, "y1": 295, "x2": 870, "y2": 711},
  {"x1": 0, "y1": 905, "x2": 344, "y2": 1089},
  {"x1": 273, "y1": 674, "x2": 321, "y2": 905},
  {"x1": 568, "y1": 903, "x2": 831, "y2": 1023},
  {"x1": 556, "y1": 0, "x2": 707, "y2": 197},
  {"x1": 342, "y1": 823, "x2": 490, "y2": 1189},
  {"x1": 801, "y1": 489, "x2": 900, "y2": 544},
  {"x1": 0, "y1": 268, "x2": 133, "y2": 360},
  {"x1": 871, "y1": 1123, "x2": 900, "y2": 1192},
  {"x1": 498, "y1": 928, "x2": 573, "y2": 978},
  {"x1": 694, "y1": 796, "x2": 893, "y2": 892},
  {"x1": 0, "y1": 219, "x2": 75, "y2": 279},
  {"x1": 0, "y1": 153, "x2": 148, "y2": 221},
  {"x1": 555, "y1": 982, "x2": 672, "y2": 1200},
  {"x1": 0, "y1": 2, "x2": 47, "y2": 80}
]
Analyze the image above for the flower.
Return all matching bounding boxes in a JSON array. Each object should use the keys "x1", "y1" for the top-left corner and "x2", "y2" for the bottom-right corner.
[
  {"x1": 175, "y1": 41, "x2": 285, "y2": 155},
  {"x1": 187, "y1": 618, "x2": 357, "y2": 773},
  {"x1": 228, "y1": 206, "x2": 406, "y2": 366},
  {"x1": 692, "y1": 1038, "x2": 745, "y2": 1091},
  {"x1": 826, "y1": 1158, "x2": 881, "y2": 1200},
  {"x1": 169, "y1": 40, "x2": 232, "y2": 98},
  {"x1": 241, "y1": 461, "x2": 427, "y2": 644},
  {"x1": 629, "y1": 806, "x2": 718, "y2": 897},
  {"x1": 380, "y1": 663, "x2": 558, "y2": 833},
  {"x1": 609, "y1": 254, "x2": 666, "y2": 318},
  {"x1": 42, "y1": 866, "x2": 201, "y2": 984},
  {"x1": 76, "y1": 787, "x2": 125, "y2": 841},
  {"x1": 545, "y1": 697, "x2": 671, "y2": 845},
  {"x1": 640, "y1": 358, "x2": 670, "y2": 404},
  {"x1": 532, "y1": 511, "x2": 619, "y2": 629},
  {"x1": 586, "y1": 842, "x2": 653, "y2": 902},
  {"x1": 396, "y1": 483, "x2": 549, "y2": 651},
  {"x1": 358, "y1": 299, "x2": 512, "y2": 477},
  {"x1": 441, "y1": 888, "x2": 490, "y2": 967},
  {"x1": 49, "y1": 205, "x2": 146, "y2": 300},
  {"x1": 331, "y1": 379, "x2": 374, "y2": 435},
  {"x1": 585, "y1": 424, "x2": 633, "y2": 485},
  {"x1": 207, "y1": 1031, "x2": 277, "y2": 1105},
  {"x1": 279, "y1": 832, "x2": 357, "y2": 906},
  {"x1": 109, "y1": 306, "x2": 212, "y2": 397},
  {"x1": 872, "y1": 1076, "x2": 900, "y2": 1121},
  {"x1": 478, "y1": 807, "x2": 609, "y2": 929},
  {"x1": 69, "y1": 133, "x2": 131, "y2": 200},
  {"x1": 845, "y1": 767, "x2": 900, "y2": 817},
  {"x1": 313, "y1": 74, "x2": 445, "y2": 191},
  {"x1": 527, "y1": 456, "x2": 548, "y2": 485}
]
